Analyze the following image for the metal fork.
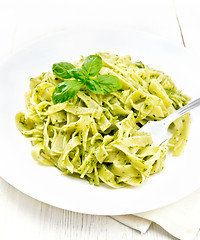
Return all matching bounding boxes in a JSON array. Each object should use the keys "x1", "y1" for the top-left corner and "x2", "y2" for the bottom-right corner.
[{"x1": 140, "y1": 97, "x2": 200, "y2": 145}]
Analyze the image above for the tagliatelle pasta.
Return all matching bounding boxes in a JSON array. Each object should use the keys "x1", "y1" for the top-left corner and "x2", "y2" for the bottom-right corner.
[{"x1": 16, "y1": 53, "x2": 190, "y2": 188}]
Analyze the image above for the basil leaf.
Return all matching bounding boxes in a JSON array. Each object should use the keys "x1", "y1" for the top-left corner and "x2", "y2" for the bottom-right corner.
[
  {"x1": 68, "y1": 68, "x2": 87, "y2": 81},
  {"x1": 52, "y1": 62, "x2": 75, "y2": 79},
  {"x1": 82, "y1": 55, "x2": 102, "y2": 77},
  {"x1": 85, "y1": 79, "x2": 102, "y2": 94},
  {"x1": 52, "y1": 80, "x2": 84, "y2": 104},
  {"x1": 86, "y1": 75, "x2": 121, "y2": 94}
]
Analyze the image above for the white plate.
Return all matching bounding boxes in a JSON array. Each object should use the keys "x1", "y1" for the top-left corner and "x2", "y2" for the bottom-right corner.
[{"x1": 0, "y1": 28, "x2": 200, "y2": 215}]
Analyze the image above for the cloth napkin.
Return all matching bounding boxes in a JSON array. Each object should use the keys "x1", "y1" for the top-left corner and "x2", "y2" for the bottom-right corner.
[{"x1": 111, "y1": 188, "x2": 200, "y2": 240}]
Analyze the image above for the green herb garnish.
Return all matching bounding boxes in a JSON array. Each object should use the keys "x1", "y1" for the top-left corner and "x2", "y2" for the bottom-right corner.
[
  {"x1": 52, "y1": 55, "x2": 121, "y2": 104},
  {"x1": 135, "y1": 61, "x2": 145, "y2": 68},
  {"x1": 52, "y1": 62, "x2": 75, "y2": 79}
]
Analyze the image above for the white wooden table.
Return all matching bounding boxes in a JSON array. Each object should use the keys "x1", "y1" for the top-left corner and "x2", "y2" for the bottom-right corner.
[{"x1": 0, "y1": 0, "x2": 200, "y2": 239}]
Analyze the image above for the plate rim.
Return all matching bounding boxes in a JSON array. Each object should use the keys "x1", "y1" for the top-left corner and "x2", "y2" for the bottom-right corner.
[{"x1": 0, "y1": 27, "x2": 200, "y2": 215}]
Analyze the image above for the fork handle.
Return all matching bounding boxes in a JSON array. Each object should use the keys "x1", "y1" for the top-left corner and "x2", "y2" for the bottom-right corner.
[{"x1": 165, "y1": 97, "x2": 200, "y2": 124}]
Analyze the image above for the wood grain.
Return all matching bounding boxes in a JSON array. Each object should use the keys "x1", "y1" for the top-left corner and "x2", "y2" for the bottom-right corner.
[
  {"x1": 174, "y1": 0, "x2": 200, "y2": 53},
  {"x1": 0, "y1": 177, "x2": 179, "y2": 240}
]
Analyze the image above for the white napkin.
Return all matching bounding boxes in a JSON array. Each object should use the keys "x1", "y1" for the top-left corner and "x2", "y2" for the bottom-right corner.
[{"x1": 111, "y1": 188, "x2": 200, "y2": 240}]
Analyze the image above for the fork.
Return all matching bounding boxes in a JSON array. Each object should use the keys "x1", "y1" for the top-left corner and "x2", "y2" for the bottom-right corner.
[{"x1": 140, "y1": 97, "x2": 200, "y2": 146}]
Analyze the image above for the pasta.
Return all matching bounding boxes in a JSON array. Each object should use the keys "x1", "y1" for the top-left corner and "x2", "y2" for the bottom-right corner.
[{"x1": 16, "y1": 53, "x2": 190, "y2": 188}]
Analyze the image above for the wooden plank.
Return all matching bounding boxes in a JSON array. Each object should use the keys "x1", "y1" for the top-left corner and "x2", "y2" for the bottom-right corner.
[
  {"x1": 0, "y1": 177, "x2": 178, "y2": 240},
  {"x1": 174, "y1": 0, "x2": 200, "y2": 53}
]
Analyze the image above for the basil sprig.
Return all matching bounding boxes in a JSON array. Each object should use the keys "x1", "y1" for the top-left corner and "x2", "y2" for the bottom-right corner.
[{"x1": 52, "y1": 55, "x2": 121, "y2": 104}]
